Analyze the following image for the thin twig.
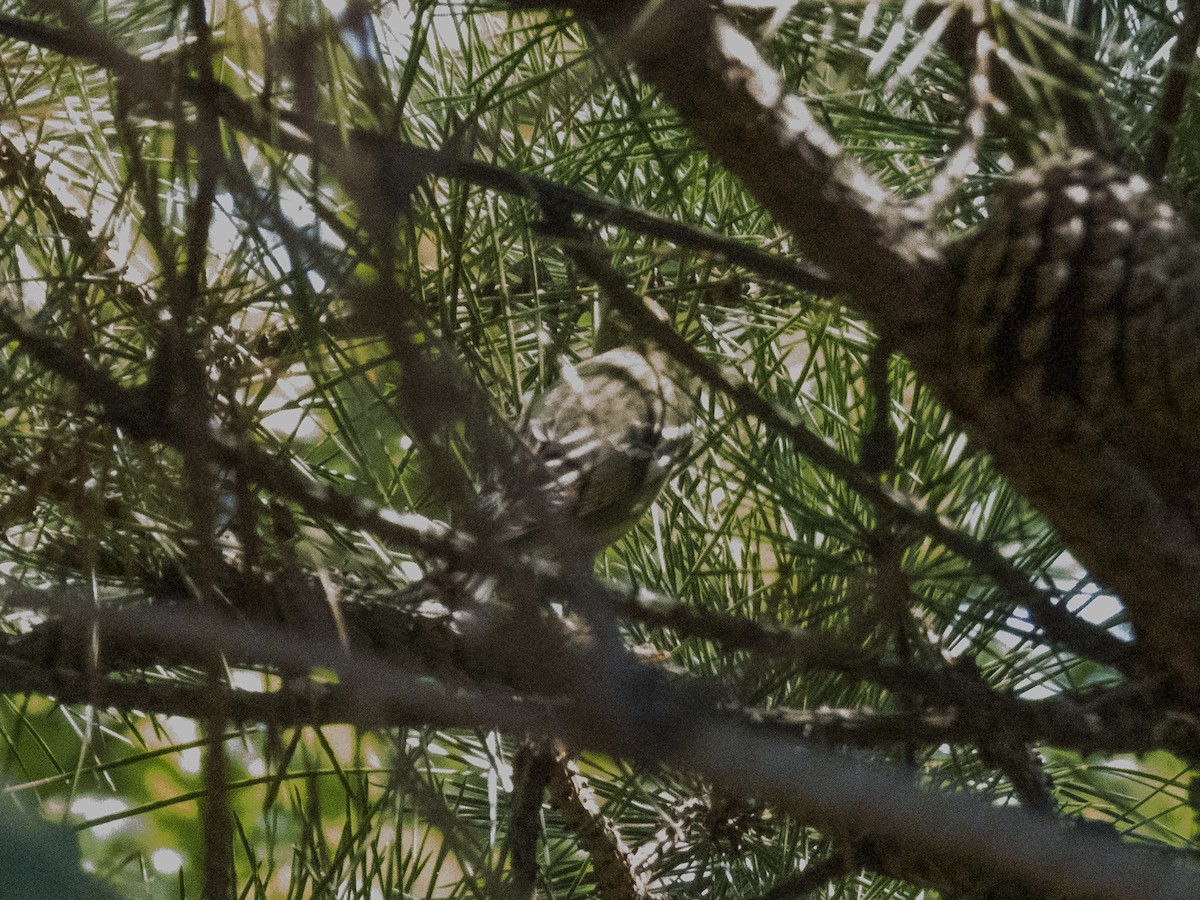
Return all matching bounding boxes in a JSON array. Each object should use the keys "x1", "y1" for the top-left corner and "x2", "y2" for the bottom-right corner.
[
  {"x1": 0, "y1": 297, "x2": 462, "y2": 560},
  {"x1": 553, "y1": 223, "x2": 1132, "y2": 671},
  {"x1": 178, "y1": 2, "x2": 234, "y2": 895},
  {"x1": 0, "y1": 11, "x2": 833, "y2": 302},
  {"x1": 754, "y1": 846, "x2": 860, "y2": 900}
]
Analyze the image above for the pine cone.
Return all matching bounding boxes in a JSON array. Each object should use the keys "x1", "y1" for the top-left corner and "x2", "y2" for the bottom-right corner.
[{"x1": 950, "y1": 150, "x2": 1200, "y2": 502}]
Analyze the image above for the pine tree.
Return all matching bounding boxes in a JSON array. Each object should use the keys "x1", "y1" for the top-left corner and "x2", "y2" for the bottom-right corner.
[{"x1": 0, "y1": 2, "x2": 1197, "y2": 898}]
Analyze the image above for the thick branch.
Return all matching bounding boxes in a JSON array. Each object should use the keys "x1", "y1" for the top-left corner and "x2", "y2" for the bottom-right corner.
[
  {"x1": 573, "y1": 1, "x2": 940, "y2": 334},
  {"x1": 2, "y1": 592, "x2": 1198, "y2": 899},
  {"x1": 5, "y1": 579, "x2": 1197, "y2": 760},
  {"x1": 3, "y1": 601, "x2": 1197, "y2": 900},
  {"x1": 1148, "y1": 0, "x2": 1200, "y2": 179},
  {"x1": 563, "y1": 0, "x2": 1200, "y2": 691}
]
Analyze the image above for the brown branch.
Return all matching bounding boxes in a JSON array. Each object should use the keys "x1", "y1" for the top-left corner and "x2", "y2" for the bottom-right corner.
[
  {"x1": 0, "y1": 11, "x2": 831, "y2": 302},
  {"x1": 2, "y1": 589, "x2": 1197, "y2": 899},
  {"x1": 570, "y1": 1, "x2": 940, "y2": 331},
  {"x1": 978, "y1": 739, "x2": 1058, "y2": 816},
  {"x1": 656, "y1": 711, "x2": 1200, "y2": 900},
  {"x1": 178, "y1": 2, "x2": 234, "y2": 894},
  {"x1": 553, "y1": 219, "x2": 1131, "y2": 670},
  {"x1": 1147, "y1": 0, "x2": 1200, "y2": 180},
  {"x1": 506, "y1": 743, "x2": 555, "y2": 900},
  {"x1": 548, "y1": 0, "x2": 1200, "y2": 697},
  {"x1": 617, "y1": 583, "x2": 1068, "y2": 721},
  {"x1": 6, "y1": 572, "x2": 1197, "y2": 761},
  {"x1": 860, "y1": 339, "x2": 896, "y2": 477},
  {"x1": 7, "y1": 656, "x2": 1194, "y2": 899},
  {"x1": 733, "y1": 688, "x2": 1200, "y2": 761},
  {"x1": 545, "y1": 744, "x2": 650, "y2": 900},
  {"x1": 0, "y1": 599, "x2": 570, "y2": 732}
]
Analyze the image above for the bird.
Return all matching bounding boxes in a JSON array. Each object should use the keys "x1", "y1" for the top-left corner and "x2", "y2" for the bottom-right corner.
[
  {"x1": 510, "y1": 334, "x2": 696, "y2": 555},
  {"x1": 394, "y1": 308, "x2": 697, "y2": 638}
]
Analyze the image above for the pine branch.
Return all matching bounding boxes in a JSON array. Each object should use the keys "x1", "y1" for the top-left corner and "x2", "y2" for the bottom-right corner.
[
  {"x1": 546, "y1": 745, "x2": 651, "y2": 900},
  {"x1": 557, "y1": 0, "x2": 1200, "y2": 693},
  {"x1": 1147, "y1": 0, "x2": 1200, "y2": 179}
]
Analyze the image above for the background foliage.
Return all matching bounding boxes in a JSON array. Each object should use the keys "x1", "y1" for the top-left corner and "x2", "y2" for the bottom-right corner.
[{"x1": 0, "y1": 1, "x2": 1196, "y2": 898}]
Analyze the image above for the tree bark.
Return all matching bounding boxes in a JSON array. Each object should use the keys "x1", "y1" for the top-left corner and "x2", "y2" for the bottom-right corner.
[{"x1": 566, "y1": 0, "x2": 1200, "y2": 691}]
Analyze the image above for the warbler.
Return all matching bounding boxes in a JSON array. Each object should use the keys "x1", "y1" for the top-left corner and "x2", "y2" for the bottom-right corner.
[
  {"x1": 398, "y1": 309, "x2": 695, "y2": 619},
  {"x1": 513, "y1": 335, "x2": 695, "y2": 553}
]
